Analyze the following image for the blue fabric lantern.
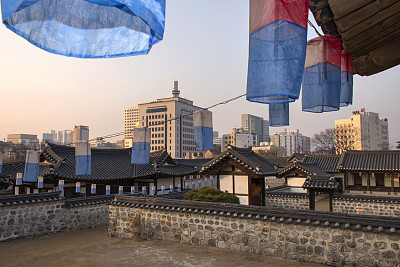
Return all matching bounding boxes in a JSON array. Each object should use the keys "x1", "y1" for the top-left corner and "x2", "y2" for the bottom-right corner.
[
  {"x1": 75, "y1": 141, "x2": 91, "y2": 175},
  {"x1": 38, "y1": 177, "x2": 43, "y2": 189},
  {"x1": 131, "y1": 128, "x2": 151, "y2": 165},
  {"x1": 130, "y1": 186, "x2": 135, "y2": 195},
  {"x1": 193, "y1": 110, "x2": 213, "y2": 151},
  {"x1": 302, "y1": 36, "x2": 342, "y2": 113},
  {"x1": 178, "y1": 184, "x2": 181, "y2": 192},
  {"x1": 204, "y1": 179, "x2": 208, "y2": 187},
  {"x1": 16, "y1": 173, "x2": 23, "y2": 186},
  {"x1": 1, "y1": 0, "x2": 166, "y2": 58},
  {"x1": 106, "y1": 185, "x2": 111, "y2": 195},
  {"x1": 161, "y1": 186, "x2": 165, "y2": 194},
  {"x1": 91, "y1": 184, "x2": 96, "y2": 194},
  {"x1": 198, "y1": 181, "x2": 202, "y2": 188},
  {"x1": 269, "y1": 103, "x2": 289, "y2": 126},
  {"x1": 185, "y1": 184, "x2": 189, "y2": 190},
  {"x1": 192, "y1": 182, "x2": 196, "y2": 189},
  {"x1": 119, "y1": 186, "x2": 124, "y2": 195},
  {"x1": 151, "y1": 186, "x2": 156, "y2": 195},
  {"x1": 58, "y1": 180, "x2": 64, "y2": 191},
  {"x1": 210, "y1": 176, "x2": 214, "y2": 185},
  {"x1": 23, "y1": 150, "x2": 40, "y2": 182},
  {"x1": 340, "y1": 50, "x2": 353, "y2": 107},
  {"x1": 247, "y1": 0, "x2": 309, "y2": 104},
  {"x1": 169, "y1": 185, "x2": 173, "y2": 193},
  {"x1": 141, "y1": 186, "x2": 147, "y2": 195},
  {"x1": 76, "y1": 182, "x2": 81, "y2": 193}
]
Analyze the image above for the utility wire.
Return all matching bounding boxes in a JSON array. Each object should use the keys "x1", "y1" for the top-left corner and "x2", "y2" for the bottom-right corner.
[
  {"x1": 67, "y1": 93, "x2": 247, "y2": 146},
  {"x1": 308, "y1": 19, "x2": 322, "y2": 37}
]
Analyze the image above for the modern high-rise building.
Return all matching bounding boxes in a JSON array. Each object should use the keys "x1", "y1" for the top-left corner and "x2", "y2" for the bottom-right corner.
[
  {"x1": 335, "y1": 109, "x2": 389, "y2": 153},
  {"x1": 213, "y1": 131, "x2": 221, "y2": 152},
  {"x1": 124, "y1": 81, "x2": 207, "y2": 158},
  {"x1": 222, "y1": 128, "x2": 258, "y2": 151},
  {"x1": 270, "y1": 129, "x2": 310, "y2": 156},
  {"x1": 7, "y1": 134, "x2": 39, "y2": 149},
  {"x1": 124, "y1": 106, "x2": 140, "y2": 139},
  {"x1": 73, "y1": 125, "x2": 89, "y2": 144},
  {"x1": 241, "y1": 114, "x2": 270, "y2": 145}
]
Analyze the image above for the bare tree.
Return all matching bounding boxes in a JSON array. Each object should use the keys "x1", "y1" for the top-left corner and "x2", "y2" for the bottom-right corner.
[
  {"x1": 311, "y1": 128, "x2": 336, "y2": 154},
  {"x1": 335, "y1": 126, "x2": 359, "y2": 154}
]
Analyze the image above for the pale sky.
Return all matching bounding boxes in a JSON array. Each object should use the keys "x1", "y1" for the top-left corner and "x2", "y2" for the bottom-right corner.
[{"x1": 0, "y1": 0, "x2": 399, "y2": 147}]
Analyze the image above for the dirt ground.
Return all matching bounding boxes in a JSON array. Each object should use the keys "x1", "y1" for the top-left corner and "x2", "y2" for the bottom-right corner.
[{"x1": 0, "y1": 227, "x2": 325, "y2": 267}]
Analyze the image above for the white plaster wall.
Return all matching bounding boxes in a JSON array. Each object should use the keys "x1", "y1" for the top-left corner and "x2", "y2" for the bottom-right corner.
[
  {"x1": 348, "y1": 174, "x2": 354, "y2": 186},
  {"x1": 174, "y1": 177, "x2": 181, "y2": 187},
  {"x1": 287, "y1": 177, "x2": 306, "y2": 187},
  {"x1": 370, "y1": 176, "x2": 376, "y2": 186},
  {"x1": 362, "y1": 175, "x2": 367, "y2": 186},
  {"x1": 237, "y1": 195, "x2": 248, "y2": 205},
  {"x1": 234, "y1": 175, "x2": 248, "y2": 195},
  {"x1": 157, "y1": 178, "x2": 174, "y2": 190},
  {"x1": 220, "y1": 175, "x2": 233, "y2": 193}
]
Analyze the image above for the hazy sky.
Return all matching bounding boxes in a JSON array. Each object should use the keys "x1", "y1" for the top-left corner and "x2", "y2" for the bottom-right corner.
[{"x1": 0, "y1": 0, "x2": 399, "y2": 147}]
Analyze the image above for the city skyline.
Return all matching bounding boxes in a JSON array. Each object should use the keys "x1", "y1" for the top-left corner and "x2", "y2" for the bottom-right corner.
[{"x1": 0, "y1": 0, "x2": 399, "y2": 148}]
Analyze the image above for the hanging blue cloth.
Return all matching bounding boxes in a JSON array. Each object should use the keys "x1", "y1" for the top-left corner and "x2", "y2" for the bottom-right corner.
[
  {"x1": 1, "y1": 0, "x2": 166, "y2": 58},
  {"x1": 246, "y1": 0, "x2": 309, "y2": 104},
  {"x1": 269, "y1": 103, "x2": 289, "y2": 127},
  {"x1": 23, "y1": 150, "x2": 40, "y2": 182},
  {"x1": 131, "y1": 127, "x2": 151, "y2": 165},
  {"x1": 75, "y1": 141, "x2": 91, "y2": 175},
  {"x1": 193, "y1": 110, "x2": 213, "y2": 151},
  {"x1": 302, "y1": 36, "x2": 342, "y2": 113},
  {"x1": 340, "y1": 50, "x2": 353, "y2": 107}
]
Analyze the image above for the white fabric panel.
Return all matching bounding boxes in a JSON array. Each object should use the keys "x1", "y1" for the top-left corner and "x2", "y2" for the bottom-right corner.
[
  {"x1": 348, "y1": 174, "x2": 354, "y2": 185},
  {"x1": 287, "y1": 177, "x2": 306, "y2": 187},
  {"x1": 237, "y1": 195, "x2": 248, "y2": 205},
  {"x1": 370, "y1": 176, "x2": 376, "y2": 186},
  {"x1": 193, "y1": 110, "x2": 213, "y2": 128},
  {"x1": 385, "y1": 177, "x2": 391, "y2": 187},
  {"x1": 234, "y1": 175, "x2": 248, "y2": 195},
  {"x1": 362, "y1": 174, "x2": 368, "y2": 186},
  {"x1": 75, "y1": 141, "x2": 91, "y2": 156},
  {"x1": 157, "y1": 178, "x2": 174, "y2": 189},
  {"x1": 25, "y1": 150, "x2": 40, "y2": 164},
  {"x1": 219, "y1": 175, "x2": 233, "y2": 193},
  {"x1": 133, "y1": 127, "x2": 151, "y2": 143}
]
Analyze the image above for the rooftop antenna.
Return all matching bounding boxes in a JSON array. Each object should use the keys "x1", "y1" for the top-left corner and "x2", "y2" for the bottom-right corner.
[{"x1": 172, "y1": 80, "x2": 180, "y2": 97}]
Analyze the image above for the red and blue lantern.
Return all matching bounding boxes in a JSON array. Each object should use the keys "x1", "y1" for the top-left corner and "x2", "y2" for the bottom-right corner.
[
  {"x1": 302, "y1": 36, "x2": 342, "y2": 113},
  {"x1": 193, "y1": 110, "x2": 213, "y2": 151},
  {"x1": 23, "y1": 150, "x2": 40, "y2": 182},
  {"x1": 75, "y1": 141, "x2": 91, "y2": 175},
  {"x1": 340, "y1": 50, "x2": 353, "y2": 107},
  {"x1": 247, "y1": 0, "x2": 309, "y2": 104},
  {"x1": 131, "y1": 128, "x2": 151, "y2": 165}
]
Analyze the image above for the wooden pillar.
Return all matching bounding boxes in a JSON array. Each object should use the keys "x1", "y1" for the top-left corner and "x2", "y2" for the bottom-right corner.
[
  {"x1": 217, "y1": 174, "x2": 220, "y2": 190},
  {"x1": 329, "y1": 190, "x2": 333, "y2": 212},
  {"x1": 367, "y1": 172, "x2": 370, "y2": 191},
  {"x1": 391, "y1": 173, "x2": 395, "y2": 192},
  {"x1": 344, "y1": 172, "x2": 348, "y2": 191},
  {"x1": 309, "y1": 189, "x2": 315, "y2": 210},
  {"x1": 261, "y1": 176, "x2": 266, "y2": 206}
]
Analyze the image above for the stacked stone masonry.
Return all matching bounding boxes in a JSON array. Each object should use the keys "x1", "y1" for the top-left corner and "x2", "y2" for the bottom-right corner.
[
  {"x1": 333, "y1": 195, "x2": 400, "y2": 217},
  {"x1": 0, "y1": 194, "x2": 110, "y2": 242},
  {"x1": 109, "y1": 197, "x2": 400, "y2": 267},
  {"x1": 265, "y1": 194, "x2": 309, "y2": 210}
]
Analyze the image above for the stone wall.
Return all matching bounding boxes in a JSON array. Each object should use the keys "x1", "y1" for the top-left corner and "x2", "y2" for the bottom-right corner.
[
  {"x1": 0, "y1": 192, "x2": 112, "y2": 242},
  {"x1": 109, "y1": 196, "x2": 400, "y2": 267},
  {"x1": 265, "y1": 192, "x2": 309, "y2": 210},
  {"x1": 333, "y1": 195, "x2": 400, "y2": 217}
]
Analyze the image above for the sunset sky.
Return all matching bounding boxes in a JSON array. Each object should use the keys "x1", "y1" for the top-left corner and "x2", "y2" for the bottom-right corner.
[{"x1": 0, "y1": 0, "x2": 399, "y2": 147}]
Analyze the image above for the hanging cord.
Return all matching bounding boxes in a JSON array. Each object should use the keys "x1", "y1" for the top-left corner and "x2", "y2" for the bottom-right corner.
[
  {"x1": 308, "y1": 19, "x2": 322, "y2": 37},
  {"x1": 65, "y1": 93, "x2": 247, "y2": 146}
]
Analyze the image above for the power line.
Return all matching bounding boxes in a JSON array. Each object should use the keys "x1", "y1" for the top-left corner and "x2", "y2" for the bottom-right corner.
[
  {"x1": 71, "y1": 93, "x2": 247, "y2": 145},
  {"x1": 308, "y1": 19, "x2": 322, "y2": 37}
]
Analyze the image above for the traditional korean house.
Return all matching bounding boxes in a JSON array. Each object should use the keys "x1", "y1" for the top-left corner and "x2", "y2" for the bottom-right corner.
[
  {"x1": 1, "y1": 143, "x2": 201, "y2": 197},
  {"x1": 200, "y1": 146, "x2": 279, "y2": 206},
  {"x1": 338, "y1": 150, "x2": 400, "y2": 195}
]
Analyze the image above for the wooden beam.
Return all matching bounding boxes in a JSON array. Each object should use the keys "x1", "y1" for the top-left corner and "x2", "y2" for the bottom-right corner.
[
  {"x1": 392, "y1": 173, "x2": 395, "y2": 193},
  {"x1": 367, "y1": 172, "x2": 370, "y2": 191},
  {"x1": 328, "y1": 0, "x2": 375, "y2": 20}
]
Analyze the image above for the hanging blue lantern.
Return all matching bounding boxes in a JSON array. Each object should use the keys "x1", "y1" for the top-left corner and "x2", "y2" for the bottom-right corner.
[
  {"x1": 185, "y1": 184, "x2": 189, "y2": 190},
  {"x1": 38, "y1": 177, "x2": 43, "y2": 189},
  {"x1": 247, "y1": 0, "x2": 309, "y2": 104},
  {"x1": 204, "y1": 179, "x2": 208, "y2": 187},
  {"x1": 198, "y1": 181, "x2": 202, "y2": 188},
  {"x1": 130, "y1": 186, "x2": 135, "y2": 195},
  {"x1": 131, "y1": 128, "x2": 151, "y2": 165},
  {"x1": 142, "y1": 186, "x2": 147, "y2": 195},
  {"x1": 340, "y1": 50, "x2": 353, "y2": 107},
  {"x1": 75, "y1": 182, "x2": 81, "y2": 193},
  {"x1": 119, "y1": 186, "x2": 124, "y2": 195},
  {"x1": 192, "y1": 182, "x2": 196, "y2": 189},
  {"x1": 75, "y1": 141, "x2": 91, "y2": 175},
  {"x1": 161, "y1": 186, "x2": 165, "y2": 194},
  {"x1": 193, "y1": 110, "x2": 213, "y2": 151},
  {"x1": 106, "y1": 185, "x2": 111, "y2": 195},
  {"x1": 169, "y1": 185, "x2": 173, "y2": 193},
  {"x1": 269, "y1": 103, "x2": 289, "y2": 127},
  {"x1": 178, "y1": 184, "x2": 182, "y2": 192},
  {"x1": 58, "y1": 180, "x2": 64, "y2": 191},
  {"x1": 151, "y1": 186, "x2": 156, "y2": 195},
  {"x1": 1, "y1": 0, "x2": 166, "y2": 58},
  {"x1": 23, "y1": 150, "x2": 40, "y2": 182},
  {"x1": 91, "y1": 184, "x2": 96, "y2": 194},
  {"x1": 302, "y1": 36, "x2": 342, "y2": 113},
  {"x1": 210, "y1": 176, "x2": 214, "y2": 185},
  {"x1": 16, "y1": 173, "x2": 23, "y2": 186}
]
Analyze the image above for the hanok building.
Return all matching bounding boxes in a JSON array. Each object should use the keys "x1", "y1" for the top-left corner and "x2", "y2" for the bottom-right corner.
[
  {"x1": 1, "y1": 143, "x2": 202, "y2": 197},
  {"x1": 338, "y1": 150, "x2": 400, "y2": 195},
  {"x1": 201, "y1": 146, "x2": 279, "y2": 206}
]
